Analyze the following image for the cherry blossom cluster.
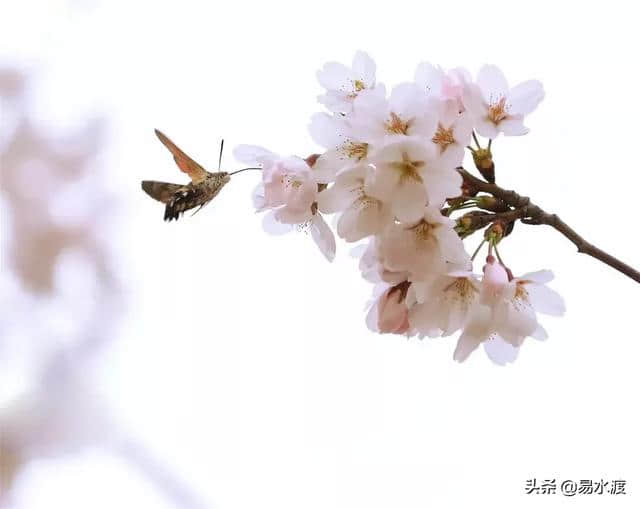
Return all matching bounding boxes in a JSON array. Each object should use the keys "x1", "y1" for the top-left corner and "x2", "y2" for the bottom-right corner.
[{"x1": 234, "y1": 52, "x2": 564, "y2": 364}]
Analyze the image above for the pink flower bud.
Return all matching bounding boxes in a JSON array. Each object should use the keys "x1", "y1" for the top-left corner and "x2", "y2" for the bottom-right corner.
[
  {"x1": 481, "y1": 255, "x2": 509, "y2": 302},
  {"x1": 377, "y1": 285, "x2": 410, "y2": 334}
]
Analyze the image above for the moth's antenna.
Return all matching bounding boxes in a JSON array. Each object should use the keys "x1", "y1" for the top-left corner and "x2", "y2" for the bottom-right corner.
[
  {"x1": 229, "y1": 167, "x2": 262, "y2": 176},
  {"x1": 218, "y1": 139, "x2": 224, "y2": 170}
]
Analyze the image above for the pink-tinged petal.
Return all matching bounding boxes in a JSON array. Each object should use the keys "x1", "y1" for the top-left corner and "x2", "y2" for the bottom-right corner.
[
  {"x1": 494, "y1": 300, "x2": 537, "y2": 346},
  {"x1": 409, "y1": 106, "x2": 438, "y2": 139},
  {"x1": 349, "y1": 242, "x2": 369, "y2": 259},
  {"x1": 525, "y1": 283, "x2": 566, "y2": 316},
  {"x1": 310, "y1": 214, "x2": 336, "y2": 262},
  {"x1": 531, "y1": 324, "x2": 548, "y2": 341},
  {"x1": 308, "y1": 112, "x2": 344, "y2": 149},
  {"x1": 262, "y1": 211, "x2": 293, "y2": 235},
  {"x1": 287, "y1": 177, "x2": 317, "y2": 211},
  {"x1": 318, "y1": 164, "x2": 368, "y2": 213},
  {"x1": 317, "y1": 93, "x2": 350, "y2": 113},
  {"x1": 483, "y1": 335, "x2": 519, "y2": 365},
  {"x1": 233, "y1": 144, "x2": 276, "y2": 166},
  {"x1": 437, "y1": 143, "x2": 466, "y2": 169},
  {"x1": 356, "y1": 199, "x2": 389, "y2": 238},
  {"x1": 275, "y1": 205, "x2": 312, "y2": 225},
  {"x1": 437, "y1": 226, "x2": 470, "y2": 265},
  {"x1": 508, "y1": 80, "x2": 544, "y2": 115},
  {"x1": 480, "y1": 256, "x2": 509, "y2": 306},
  {"x1": 336, "y1": 205, "x2": 360, "y2": 240},
  {"x1": 414, "y1": 62, "x2": 445, "y2": 96},
  {"x1": 500, "y1": 117, "x2": 529, "y2": 136},
  {"x1": 454, "y1": 334, "x2": 482, "y2": 362},
  {"x1": 408, "y1": 302, "x2": 442, "y2": 338},
  {"x1": 311, "y1": 151, "x2": 343, "y2": 183},
  {"x1": 424, "y1": 169, "x2": 462, "y2": 206},
  {"x1": 340, "y1": 199, "x2": 389, "y2": 242},
  {"x1": 252, "y1": 183, "x2": 267, "y2": 211},
  {"x1": 519, "y1": 270, "x2": 554, "y2": 284},
  {"x1": 377, "y1": 286, "x2": 410, "y2": 334},
  {"x1": 352, "y1": 50, "x2": 376, "y2": 86},
  {"x1": 389, "y1": 82, "x2": 428, "y2": 118},
  {"x1": 474, "y1": 119, "x2": 501, "y2": 139},
  {"x1": 263, "y1": 176, "x2": 287, "y2": 207},
  {"x1": 317, "y1": 182, "x2": 357, "y2": 214},
  {"x1": 316, "y1": 62, "x2": 352, "y2": 90},
  {"x1": 452, "y1": 112, "x2": 474, "y2": 143},
  {"x1": 352, "y1": 87, "x2": 388, "y2": 115},
  {"x1": 454, "y1": 306, "x2": 492, "y2": 362},
  {"x1": 364, "y1": 164, "x2": 400, "y2": 201},
  {"x1": 462, "y1": 83, "x2": 487, "y2": 118},
  {"x1": 477, "y1": 65, "x2": 509, "y2": 102},
  {"x1": 366, "y1": 298, "x2": 380, "y2": 332},
  {"x1": 391, "y1": 180, "x2": 427, "y2": 223}
]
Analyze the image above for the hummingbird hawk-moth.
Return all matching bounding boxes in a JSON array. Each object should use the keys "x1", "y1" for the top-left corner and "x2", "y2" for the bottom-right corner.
[{"x1": 142, "y1": 129, "x2": 257, "y2": 221}]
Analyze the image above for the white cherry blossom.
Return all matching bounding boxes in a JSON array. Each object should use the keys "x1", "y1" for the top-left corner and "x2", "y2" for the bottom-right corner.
[
  {"x1": 366, "y1": 138, "x2": 462, "y2": 222},
  {"x1": 454, "y1": 257, "x2": 564, "y2": 363},
  {"x1": 414, "y1": 63, "x2": 472, "y2": 111},
  {"x1": 430, "y1": 99, "x2": 473, "y2": 168},
  {"x1": 308, "y1": 112, "x2": 369, "y2": 183},
  {"x1": 317, "y1": 163, "x2": 391, "y2": 242},
  {"x1": 316, "y1": 51, "x2": 385, "y2": 114},
  {"x1": 408, "y1": 270, "x2": 479, "y2": 337},
  {"x1": 350, "y1": 83, "x2": 437, "y2": 146},
  {"x1": 234, "y1": 54, "x2": 568, "y2": 364},
  {"x1": 358, "y1": 237, "x2": 410, "y2": 285},
  {"x1": 234, "y1": 144, "x2": 336, "y2": 261},
  {"x1": 379, "y1": 205, "x2": 469, "y2": 280},
  {"x1": 464, "y1": 64, "x2": 544, "y2": 138}
]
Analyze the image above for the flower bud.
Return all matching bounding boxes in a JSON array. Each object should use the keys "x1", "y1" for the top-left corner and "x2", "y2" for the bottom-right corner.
[
  {"x1": 475, "y1": 195, "x2": 508, "y2": 212},
  {"x1": 472, "y1": 148, "x2": 495, "y2": 183},
  {"x1": 455, "y1": 211, "x2": 487, "y2": 238},
  {"x1": 378, "y1": 281, "x2": 410, "y2": 334},
  {"x1": 484, "y1": 221, "x2": 504, "y2": 244}
]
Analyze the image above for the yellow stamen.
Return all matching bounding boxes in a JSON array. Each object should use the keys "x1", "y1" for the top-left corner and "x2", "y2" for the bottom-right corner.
[
  {"x1": 389, "y1": 151, "x2": 425, "y2": 183},
  {"x1": 432, "y1": 124, "x2": 456, "y2": 153},
  {"x1": 487, "y1": 97, "x2": 509, "y2": 125},
  {"x1": 385, "y1": 112, "x2": 412, "y2": 135}
]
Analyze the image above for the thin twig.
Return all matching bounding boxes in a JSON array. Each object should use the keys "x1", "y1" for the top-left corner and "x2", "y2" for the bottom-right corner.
[{"x1": 458, "y1": 168, "x2": 640, "y2": 284}]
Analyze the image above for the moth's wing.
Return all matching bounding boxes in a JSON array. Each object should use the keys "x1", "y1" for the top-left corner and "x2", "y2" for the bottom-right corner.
[
  {"x1": 141, "y1": 180, "x2": 184, "y2": 204},
  {"x1": 154, "y1": 129, "x2": 208, "y2": 184},
  {"x1": 163, "y1": 185, "x2": 208, "y2": 222}
]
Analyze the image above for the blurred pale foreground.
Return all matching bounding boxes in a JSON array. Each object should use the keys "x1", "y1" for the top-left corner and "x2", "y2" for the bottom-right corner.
[{"x1": 0, "y1": 68, "x2": 212, "y2": 509}]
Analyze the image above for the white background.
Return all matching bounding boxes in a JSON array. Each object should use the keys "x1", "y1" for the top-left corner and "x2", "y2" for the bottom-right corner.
[{"x1": 2, "y1": 1, "x2": 639, "y2": 508}]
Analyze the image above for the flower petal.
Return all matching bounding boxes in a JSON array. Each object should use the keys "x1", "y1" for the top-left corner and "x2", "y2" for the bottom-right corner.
[
  {"x1": 519, "y1": 270, "x2": 554, "y2": 284},
  {"x1": 509, "y1": 80, "x2": 544, "y2": 115},
  {"x1": 500, "y1": 117, "x2": 529, "y2": 136},
  {"x1": 483, "y1": 335, "x2": 519, "y2": 365},
  {"x1": 233, "y1": 144, "x2": 276, "y2": 166},
  {"x1": 391, "y1": 180, "x2": 427, "y2": 223},
  {"x1": 454, "y1": 306, "x2": 492, "y2": 362},
  {"x1": 477, "y1": 65, "x2": 509, "y2": 102},
  {"x1": 414, "y1": 62, "x2": 445, "y2": 96},
  {"x1": 526, "y1": 283, "x2": 566, "y2": 316},
  {"x1": 352, "y1": 50, "x2": 376, "y2": 86},
  {"x1": 317, "y1": 62, "x2": 351, "y2": 90},
  {"x1": 262, "y1": 210, "x2": 293, "y2": 235},
  {"x1": 310, "y1": 213, "x2": 336, "y2": 262}
]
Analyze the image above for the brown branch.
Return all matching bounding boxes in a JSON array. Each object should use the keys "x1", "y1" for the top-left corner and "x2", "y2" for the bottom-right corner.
[{"x1": 458, "y1": 168, "x2": 640, "y2": 284}]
